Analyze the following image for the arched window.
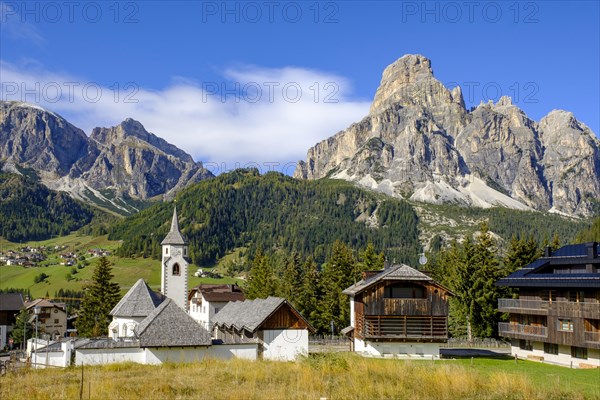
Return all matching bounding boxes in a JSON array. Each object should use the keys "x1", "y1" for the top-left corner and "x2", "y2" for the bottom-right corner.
[
  {"x1": 165, "y1": 247, "x2": 169, "y2": 255},
  {"x1": 172, "y1": 263, "x2": 180, "y2": 276},
  {"x1": 384, "y1": 283, "x2": 425, "y2": 299}
]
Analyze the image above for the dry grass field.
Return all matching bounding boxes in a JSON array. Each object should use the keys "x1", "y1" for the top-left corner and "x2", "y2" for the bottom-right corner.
[{"x1": 1, "y1": 353, "x2": 599, "y2": 400}]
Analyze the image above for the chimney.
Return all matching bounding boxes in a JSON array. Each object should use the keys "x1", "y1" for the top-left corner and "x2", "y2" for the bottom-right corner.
[
  {"x1": 586, "y1": 242, "x2": 598, "y2": 259},
  {"x1": 544, "y1": 246, "x2": 552, "y2": 257}
]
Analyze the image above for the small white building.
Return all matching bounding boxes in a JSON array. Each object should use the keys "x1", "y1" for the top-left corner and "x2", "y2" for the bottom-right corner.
[
  {"x1": 212, "y1": 297, "x2": 314, "y2": 361},
  {"x1": 188, "y1": 284, "x2": 245, "y2": 330}
]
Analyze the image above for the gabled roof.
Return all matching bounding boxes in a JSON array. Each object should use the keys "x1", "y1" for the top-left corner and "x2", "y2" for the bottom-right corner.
[
  {"x1": 161, "y1": 206, "x2": 188, "y2": 246},
  {"x1": 496, "y1": 242, "x2": 600, "y2": 288},
  {"x1": 0, "y1": 293, "x2": 24, "y2": 311},
  {"x1": 212, "y1": 296, "x2": 313, "y2": 333},
  {"x1": 188, "y1": 284, "x2": 245, "y2": 302},
  {"x1": 135, "y1": 298, "x2": 212, "y2": 347},
  {"x1": 110, "y1": 279, "x2": 165, "y2": 317},
  {"x1": 24, "y1": 298, "x2": 65, "y2": 311},
  {"x1": 342, "y1": 264, "x2": 451, "y2": 296}
]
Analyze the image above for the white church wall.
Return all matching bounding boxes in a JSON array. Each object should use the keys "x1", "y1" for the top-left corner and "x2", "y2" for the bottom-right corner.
[
  {"x1": 144, "y1": 347, "x2": 211, "y2": 365},
  {"x1": 207, "y1": 343, "x2": 258, "y2": 360},
  {"x1": 262, "y1": 329, "x2": 308, "y2": 361},
  {"x1": 75, "y1": 347, "x2": 145, "y2": 365},
  {"x1": 109, "y1": 317, "x2": 144, "y2": 339},
  {"x1": 31, "y1": 349, "x2": 68, "y2": 368},
  {"x1": 354, "y1": 339, "x2": 440, "y2": 358}
]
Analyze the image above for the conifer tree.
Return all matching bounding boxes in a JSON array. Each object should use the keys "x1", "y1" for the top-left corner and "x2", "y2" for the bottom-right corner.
[
  {"x1": 9, "y1": 309, "x2": 33, "y2": 347},
  {"x1": 317, "y1": 241, "x2": 356, "y2": 333},
  {"x1": 470, "y1": 223, "x2": 503, "y2": 338},
  {"x1": 245, "y1": 248, "x2": 278, "y2": 299},
  {"x1": 504, "y1": 236, "x2": 540, "y2": 275},
  {"x1": 76, "y1": 257, "x2": 120, "y2": 337},
  {"x1": 296, "y1": 256, "x2": 321, "y2": 325},
  {"x1": 281, "y1": 251, "x2": 303, "y2": 301},
  {"x1": 359, "y1": 242, "x2": 385, "y2": 274}
]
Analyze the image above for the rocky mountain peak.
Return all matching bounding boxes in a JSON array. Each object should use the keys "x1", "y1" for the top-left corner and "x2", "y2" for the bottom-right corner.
[
  {"x1": 0, "y1": 100, "x2": 88, "y2": 177},
  {"x1": 370, "y1": 54, "x2": 458, "y2": 114},
  {"x1": 0, "y1": 101, "x2": 213, "y2": 213},
  {"x1": 296, "y1": 55, "x2": 600, "y2": 217}
]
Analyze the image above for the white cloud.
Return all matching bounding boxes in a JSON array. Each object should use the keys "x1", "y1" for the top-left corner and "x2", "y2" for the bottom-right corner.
[{"x1": 0, "y1": 60, "x2": 371, "y2": 174}]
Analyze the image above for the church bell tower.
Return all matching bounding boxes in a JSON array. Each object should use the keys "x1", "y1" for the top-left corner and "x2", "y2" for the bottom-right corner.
[{"x1": 161, "y1": 206, "x2": 189, "y2": 311}]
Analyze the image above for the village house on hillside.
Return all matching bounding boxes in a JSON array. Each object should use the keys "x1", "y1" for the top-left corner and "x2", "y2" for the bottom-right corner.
[
  {"x1": 496, "y1": 242, "x2": 600, "y2": 368},
  {"x1": 188, "y1": 283, "x2": 245, "y2": 330},
  {"x1": 342, "y1": 264, "x2": 453, "y2": 358},
  {"x1": 24, "y1": 299, "x2": 67, "y2": 340},
  {"x1": 212, "y1": 297, "x2": 314, "y2": 361}
]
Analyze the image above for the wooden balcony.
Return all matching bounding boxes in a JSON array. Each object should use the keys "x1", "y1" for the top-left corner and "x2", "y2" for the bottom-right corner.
[
  {"x1": 498, "y1": 299, "x2": 600, "y2": 318},
  {"x1": 498, "y1": 322, "x2": 547, "y2": 339},
  {"x1": 585, "y1": 331, "x2": 600, "y2": 344},
  {"x1": 498, "y1": 299, "x2": 549, "y2": 314},
  {"x1": 363, "y1": 316, "x2": 447, "y2": 340}
]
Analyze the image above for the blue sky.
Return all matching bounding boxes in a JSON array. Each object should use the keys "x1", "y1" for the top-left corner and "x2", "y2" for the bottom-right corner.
[{"x1": 1, "y1": 1, "x2": 598, "y2": 172}]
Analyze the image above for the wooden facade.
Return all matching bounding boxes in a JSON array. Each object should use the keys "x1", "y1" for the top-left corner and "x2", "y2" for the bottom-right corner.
[
  {"x1": 498, "y1": 288, "x2": 600, "y2": 350},
  {"x1": 350, "y1": 272, "x2": 452, "y2": 343},
  {"x1": 496, "y1": 242, "x2": 600, "y2": 365}
]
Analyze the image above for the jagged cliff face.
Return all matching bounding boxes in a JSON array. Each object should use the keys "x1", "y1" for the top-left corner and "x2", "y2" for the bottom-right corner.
[
  {"x1": 0, "y1": 102, "x2": 88, "y2": 177},
  {"x1": 77, "y1": 119, "x2": 212, "y2": 199},
  {"x1": 295, "y1": 55, "x2": 600, "y2": 216},
  {"x1": 0, "y1": 101, "x2": 213, "y2": 213}
]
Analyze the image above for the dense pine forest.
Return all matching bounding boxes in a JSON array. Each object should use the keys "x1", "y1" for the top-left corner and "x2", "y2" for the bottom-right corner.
[
  {"x1": 109, "y1": 169, "x2": 421, "y2": 266},
  {"x1": 0, "y1": 170, "x2": 95, "y2": 242}
]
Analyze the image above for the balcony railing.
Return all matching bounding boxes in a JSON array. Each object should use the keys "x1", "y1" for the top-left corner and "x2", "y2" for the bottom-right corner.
[
  {"x1": 498, "y1": 299, "x2": 600, "y2": 317},
  {"x1": 585, "y1": 331, "x2": 600, "y2": 343},
  {"x1": 363, "y1": 316, "x2": 447, "y2": 339},
  {"x1": 498, "y1": 322, "x2": 547, "y2": 337},
  {"x1": 498, "y1": 299, "x2": 549, "y2": 312}
]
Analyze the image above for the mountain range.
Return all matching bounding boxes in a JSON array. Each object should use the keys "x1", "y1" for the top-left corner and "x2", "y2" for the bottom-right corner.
[
  {"x1": 1, "y1": 55, "x2": 599, "y2": 219},
  {"x1": 0, "y1": 101, "x2": 212, "y2": 215},
  {"x1": 294, "y1": 55, "x2": 600, "y2": 217}
]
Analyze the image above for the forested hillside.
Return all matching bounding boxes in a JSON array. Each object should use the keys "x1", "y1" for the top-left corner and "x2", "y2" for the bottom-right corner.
[
  {"x1": 109, "y1": 169, "x2": 421, "y2": 265},
  {"x1": 575, "y1": 216, "x2": 600, "y2": 242},
  {"x1": 0, "y1": 171, "x2": 96, "y2": 241}
]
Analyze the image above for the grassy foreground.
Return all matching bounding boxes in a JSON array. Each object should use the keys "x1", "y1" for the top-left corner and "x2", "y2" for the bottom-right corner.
[{"x1": 1, "y1": 354, "x2": 598, "y2": 400}]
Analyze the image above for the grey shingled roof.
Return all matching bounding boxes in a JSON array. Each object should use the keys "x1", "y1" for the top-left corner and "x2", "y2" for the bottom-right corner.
[
  {"x1": 212, "y1": 296, "x2": 310, "y2": 333},
  {"x1": 135, "y1": 298, "x2": 212, "y2": 347},
  {"x1": 343, "y1": 264, "x2": 440, "y2": 296},
  {"x1": 110, "y1": 279, "x2": 165, "y2": 317},
  {"x1": 0, "y1": 293, "x2": 24, "y2": 311},
  {"x1": 160, "y1": 206, "x2": 188, "y2": 245}
]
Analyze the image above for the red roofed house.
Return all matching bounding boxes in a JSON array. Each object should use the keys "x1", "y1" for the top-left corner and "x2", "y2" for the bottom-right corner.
[{"x1": 188, "y1": 284, "x2": 245, "y2": 330}]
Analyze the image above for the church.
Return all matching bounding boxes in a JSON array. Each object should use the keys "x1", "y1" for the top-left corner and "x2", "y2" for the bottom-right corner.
[{"x1": 31, "y1": 206, "x2": 312, "y2": 367}]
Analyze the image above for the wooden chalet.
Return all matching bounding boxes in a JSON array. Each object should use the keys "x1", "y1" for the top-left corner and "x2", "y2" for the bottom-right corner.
[
  {"x1": 342, "y1": 264, "x2": 452, "y2": 357},
  {"x1": 496, "y1": 242, "x2": 600, "y2": 368},
  {"x1": 212, "y1": 297, "x2": 314, "y2": 360}
]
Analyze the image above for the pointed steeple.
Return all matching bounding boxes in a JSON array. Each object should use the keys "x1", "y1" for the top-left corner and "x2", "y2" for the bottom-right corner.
[{"x1": 160, "y1": 206, "x2": 188, "y2": 245}]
